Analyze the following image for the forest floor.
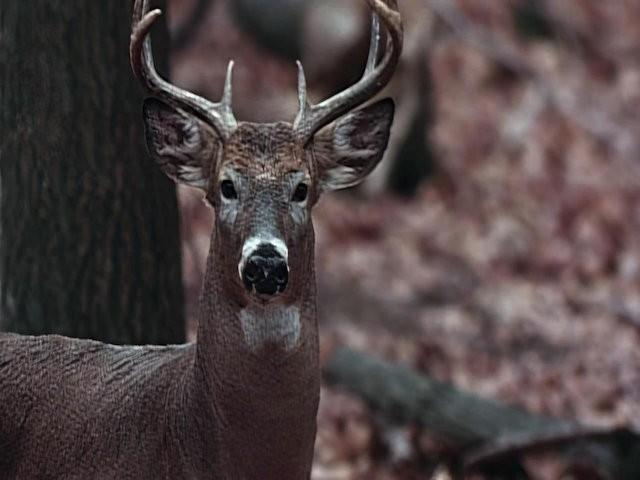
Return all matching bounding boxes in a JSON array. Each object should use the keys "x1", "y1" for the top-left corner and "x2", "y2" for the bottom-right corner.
[{"x1": 169, "y1": 1, "x2": 640, "y2": 478}]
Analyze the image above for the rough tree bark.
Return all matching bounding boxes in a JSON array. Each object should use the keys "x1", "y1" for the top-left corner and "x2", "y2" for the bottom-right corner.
[{"x1": 0, "y1": 1, "x2": 185, "y2": 345}]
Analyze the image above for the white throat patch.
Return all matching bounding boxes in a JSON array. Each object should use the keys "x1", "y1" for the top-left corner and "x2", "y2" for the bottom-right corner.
[{"x1": 239, "y1": 303, "x2": 301, "y2": 352}]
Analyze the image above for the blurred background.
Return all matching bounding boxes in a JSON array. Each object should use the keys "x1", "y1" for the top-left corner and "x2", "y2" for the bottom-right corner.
[
  {"x1": 170, "y1": 1, "x2": 640, "y2": 478},
  {"x1": 3, "y1": 0, "x2": 640, "y2": 478}
]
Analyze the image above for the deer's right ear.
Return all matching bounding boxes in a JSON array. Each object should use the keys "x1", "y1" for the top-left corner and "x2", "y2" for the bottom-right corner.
[{"x1": 142, "y1": 98, "x2": 222, "y2": 191}]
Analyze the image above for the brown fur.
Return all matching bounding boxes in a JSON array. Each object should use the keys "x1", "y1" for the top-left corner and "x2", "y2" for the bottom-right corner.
[
  {"x1": 0, "y1": 103, "x2": 393, "y2": 478},
  {"x1": 0, "y1": 0, "x2": 400, "y2": 476},
  {"x1": 0, "y1": 218, "x2": 319, "y2": 479}
]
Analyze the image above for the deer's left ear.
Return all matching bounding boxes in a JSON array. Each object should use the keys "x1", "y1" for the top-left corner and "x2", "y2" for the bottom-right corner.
[{"x1": 314, "y1": 98, "x2": 394, "y2": 191}]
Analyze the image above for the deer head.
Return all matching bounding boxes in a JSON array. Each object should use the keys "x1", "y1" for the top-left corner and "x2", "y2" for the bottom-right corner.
[{"x1": 131, "y1": 0, "x2": 402, "y2": 306}]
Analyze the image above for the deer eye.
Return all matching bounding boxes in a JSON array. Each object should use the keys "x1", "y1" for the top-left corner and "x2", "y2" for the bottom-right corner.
[
  {"x1": 220, "y1": 180, "x2": 237, "y2": 200},
  {"x1": 292, "y1": 183, "x2": 309, "y2": 203}
]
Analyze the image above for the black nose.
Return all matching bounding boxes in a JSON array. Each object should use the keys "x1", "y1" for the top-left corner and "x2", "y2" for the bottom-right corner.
[{"x1": 241, "y1": 244, "x2": 289, "y2": 296}]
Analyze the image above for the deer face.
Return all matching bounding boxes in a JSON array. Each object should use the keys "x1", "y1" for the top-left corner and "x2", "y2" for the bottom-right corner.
[
  {"x1": 142, "y1": 99, "x2": 394, "y2": 303},
  {"x1": 131, "y1": 0, "x2": 401, "y2": 303},
  {"x1": 209, "y1": 122, "x2": 311, "y2": 302}
]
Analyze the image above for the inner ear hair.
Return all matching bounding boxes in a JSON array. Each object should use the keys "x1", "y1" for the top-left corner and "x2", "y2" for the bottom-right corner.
[
  {"x1": 316, "y1": 98, "x2": 395, "y2": 191},
  {"x1": 142, "y1": 98, "x2": 222, "y2": 191}
]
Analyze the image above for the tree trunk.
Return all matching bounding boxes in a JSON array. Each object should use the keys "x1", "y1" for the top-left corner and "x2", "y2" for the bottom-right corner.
[{"x1": 0, "y1": 1, "x2": 185, "y2": 345}]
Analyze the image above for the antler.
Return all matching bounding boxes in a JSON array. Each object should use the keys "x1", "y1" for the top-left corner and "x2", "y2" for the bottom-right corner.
[
  {"x1": 293, "y1": 0, "x2": 403, "y2": 144},
  {"x1": 130, "y1": 0, "x2": 237, "y2": 139}
]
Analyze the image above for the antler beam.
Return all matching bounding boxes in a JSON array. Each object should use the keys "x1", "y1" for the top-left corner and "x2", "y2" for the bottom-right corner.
[
  {"x1": 130, "y1": 0, "x2": 237, "y2": 139},
  {"x1": 293, "y1": 0, "x2": 403, "y2": 144}
]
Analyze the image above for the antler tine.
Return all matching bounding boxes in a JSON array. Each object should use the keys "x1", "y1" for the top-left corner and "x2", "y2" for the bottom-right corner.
[
  {"x1": 220, "y1": 61, "x2": 237, "y2": 127},
  {"x1": 130, "y1": 0, "x2": 237, "y2": 138},
  {"x1": 293, "y1": 0, "x2": 403, "y2": 143},
  {"x1": 364, "y1": 13, "x2": 382, "y2": 75},
  {"x1": 294, "y1": 61, "x2": 310, "y2": 128}
]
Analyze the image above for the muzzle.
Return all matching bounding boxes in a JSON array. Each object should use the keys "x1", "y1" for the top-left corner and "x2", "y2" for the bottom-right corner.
[{"x1": 239, "y1": 240, "x2": 289, "y2": 297}]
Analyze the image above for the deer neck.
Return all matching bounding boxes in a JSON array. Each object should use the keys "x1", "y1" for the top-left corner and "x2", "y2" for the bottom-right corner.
[{"x1": 184, "y1": 234, "x2": 320, "y2": 479}]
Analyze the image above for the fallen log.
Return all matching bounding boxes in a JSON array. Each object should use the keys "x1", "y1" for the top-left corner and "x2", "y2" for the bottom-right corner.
[
  {"x1": 323, "y1": 348, "x2": 640, "y2": 479},
  {"x1": 323, "y1": 348, "x2": 568, "y2": 444}
]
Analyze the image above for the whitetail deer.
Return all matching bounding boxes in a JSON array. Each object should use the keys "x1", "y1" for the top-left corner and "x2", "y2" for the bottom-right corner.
[{"x1": 0, "y1": 0, "x2": 402, "y2": 478}]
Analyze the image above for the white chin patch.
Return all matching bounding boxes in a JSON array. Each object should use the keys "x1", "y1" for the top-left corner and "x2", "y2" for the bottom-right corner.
[
  {"x1": 238, "y1": 236, "x2": 289, "y2": 281},
  {"x1": 239, "y1": 304, "x2": 301, "y2": 352}
]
